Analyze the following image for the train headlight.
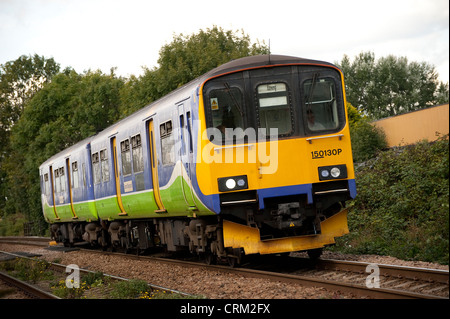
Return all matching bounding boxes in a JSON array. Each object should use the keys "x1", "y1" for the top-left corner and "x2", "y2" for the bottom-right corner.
[
  {"x1": 320, "y1": 169, "x2": 330, "y2": 178},
  {"x1": 330, "y1": 167, "x2": 341, "y2": 178},
  {"x1": 318, "y1": 165, "x2": 347, "y2": 181},
  {"x1": 218, "y1": 175, "x2": 248, "y2": 192},
  {"x1": 225, "y1": 178, "x2": 236, "y2": 189}
]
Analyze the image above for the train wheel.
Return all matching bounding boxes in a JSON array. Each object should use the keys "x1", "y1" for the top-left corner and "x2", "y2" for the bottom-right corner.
[
  {"x1": 227, "y1": 256, "x2": 238, "y2": 268},
  {"x1": 205, "y1": 252, "x2": 217, "y2": 265},
  {"x1": 307, "y1": 248, "x2": 323, "y2": 260}
]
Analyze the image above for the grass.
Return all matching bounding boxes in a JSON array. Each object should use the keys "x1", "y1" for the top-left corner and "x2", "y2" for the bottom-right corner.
[{"x1": 0, "y1": 257, "x2": 203, "y2": 299}]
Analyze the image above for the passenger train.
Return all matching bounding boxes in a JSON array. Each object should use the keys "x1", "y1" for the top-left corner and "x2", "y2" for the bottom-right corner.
[{"x1": 39, "y1": 55, "x2": 356, "y2": 264}]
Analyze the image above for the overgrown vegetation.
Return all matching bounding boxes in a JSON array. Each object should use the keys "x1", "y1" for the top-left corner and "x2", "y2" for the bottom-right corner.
[
  {"x1": 349, "y1": 118, "x2": 388, "y2": 162},
  {"x1": 0, "y1": 257, "x2": 54, "y2": 283},
  {"x1": 335, "y1": 135, "x2": 449, "y2": 264},
  {"x1": 0, "y1": 258, "x2": 204, "y2": 299},
  {"x1": 0, "y1": 212, "x2": 26, "y2": 236}
]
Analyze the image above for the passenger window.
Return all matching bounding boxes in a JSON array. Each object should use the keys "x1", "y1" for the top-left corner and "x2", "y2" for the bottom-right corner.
[
  {"x1": 92, "y1": 152, "x2": 101, "y2": 185},
  {"x1": 304, "y1": 78, "x2": 339, "y2": 131},
  {"x1": 160, "y1": 121, "x2": 175, "y2": 165},
  {"x1": 100, "y1": 149, "x2": 109, "y2": 182},
  {"x1": 72, "y1": 161, "x2": 79, "y2": 189},
  {"x1": 54, "y1": 169, "x2": 60, "y2": 193},
  {"x1": 44, "y1": 173, "x2": 49, "y2": 196},
  {"x1": 120, "y1": 140, "x2": 132, "y2": 176},
  {"x1": 131, "y1": 134, "x2": 144, "y2": 173},
  {"x1": 59, "y1": 167, "x2": 65, "y2": 192},
  {"x1": 257, "y1": 82, "x2": 292, "y2": 136}
]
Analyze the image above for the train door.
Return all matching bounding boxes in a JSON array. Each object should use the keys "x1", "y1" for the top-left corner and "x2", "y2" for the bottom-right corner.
[
  {"x1": 111, "y1": 136, "x2": 127, "y2": 216},
  {"x1": 65, "y1": 158, "x2": 78, "y2": 219},
  {"x1": 148, "y1": 119, "x2": 166, "y2": 212},
  {"x1": 178, "y1": 103, "x2": 197, "y2": 209},
  {"x1": 48, "y1": 165, "x2": 60, "y2": 220}
]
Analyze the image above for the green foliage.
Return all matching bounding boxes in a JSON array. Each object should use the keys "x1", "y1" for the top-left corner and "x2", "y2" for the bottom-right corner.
[
  {"x1": 0, "y1": 213, "x2": 26, "y2": 236},
  {"x1": 0, "y1": 54, "x2": 60, "y2": 220},
  {"x1": 0, "y1": 54, "x2": 60, "y2": 130},
  {"x1": 1, "y1": 257, "x2": 53, "y2": 283},
  {"x1": 2, "y1": 69, "x2": 125, "y2": 231},
  {"x1": 109, "y1": 279, "x2": 151, "y2": 299},
  {"x1": 51, "y1": 279, "x2": 88, "y2": 299},
  {"x1": 349, "y1": 118, "x2": 388, "y2": 162},
  {"x1": 338, "y1": 51, "x2": 449, "y2": 119},
  {"x1": 119, "y1": 26, "x2": 268, "y2": 117},
  {"x1": 346, "y1": 102, "x2": 364, "y2": 126},
  {"x1": 337, "y1": 136, "x2": 449, "y2": 264}
]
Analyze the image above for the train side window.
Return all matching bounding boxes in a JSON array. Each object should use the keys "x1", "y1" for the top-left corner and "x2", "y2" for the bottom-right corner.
[
  {"x1": 72, "y1": 161, "x2": 79, "y2": 188},
  {"x1": 59, "y1": 167, "x2": 65, "y2": 192},
  {"x1": 120, "y1": 139, "x2": 132, "y2": 176},
  {"x1": 44, "y1": 173, "x2": 49, "y2": 196},
  {"x1": 92, "y1": 152, "x2": 101, "y2": 185},
  {"x1": 54, "y1": 169, "x2": 60, "y2": 193},
  {"x1": 256, "y1": 82, "x2": 292, "y2": 136},
  {"x1": 179, "y1": 114, "x2": 185, "y2": 155},
  {"x1": 160, "y1": 120, "x2": 175, "y2": 165},
  {"x1": 100, "y1": 149, "x2": 109, "y2": 182},
  {"x1": 131, "y1": 134, "x2": 144, "y2": 173}
]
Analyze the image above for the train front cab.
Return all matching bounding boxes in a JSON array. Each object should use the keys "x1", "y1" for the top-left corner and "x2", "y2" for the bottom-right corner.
[{"x1": 196, "y1": 61, "x2": 357, "y2": 258}]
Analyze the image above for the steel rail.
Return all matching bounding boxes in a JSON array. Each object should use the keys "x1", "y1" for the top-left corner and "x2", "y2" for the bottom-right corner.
[
  {"x1": 79, "y1": 249, "x2": 448, "y2": 299},
  {"x1": 0, "y1": 271, "x2": 60, "y2": 299},
  {"x1": 0, "y1": 250, "x2": 195, "y2": 298},
  {"x1": 1, "y1": 237, "x2": 448, "y2": 299},
  {"x1": 316, "y1": 259, "x2": 449, "y2": 284}
]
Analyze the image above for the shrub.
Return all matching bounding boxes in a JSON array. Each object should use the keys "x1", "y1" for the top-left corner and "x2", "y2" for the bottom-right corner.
[
  {"x1": 350, "y1": 118, "x2": 388, "y2": 162},
  {"x1": 336, "y1": 136, "x2": 449, "y2": 264}
]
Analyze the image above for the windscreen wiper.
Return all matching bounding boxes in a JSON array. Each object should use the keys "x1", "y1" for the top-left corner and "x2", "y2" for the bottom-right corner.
[
  {"x1": 306, "y1": 73, "x2": 319, "y2": 113},
  {"x1": 224, "y1": 82, "x2": 243, "y2": 118}
]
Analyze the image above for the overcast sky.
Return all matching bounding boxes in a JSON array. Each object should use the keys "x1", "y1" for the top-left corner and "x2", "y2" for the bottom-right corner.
[{"x1": 1, "y1": 0, "x2": 449, "y2": 83}]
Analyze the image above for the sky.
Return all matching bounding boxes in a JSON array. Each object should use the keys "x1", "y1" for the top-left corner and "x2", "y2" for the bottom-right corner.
[{"x1": 1, "y1": 0, "x2": 449, "y2": 83}]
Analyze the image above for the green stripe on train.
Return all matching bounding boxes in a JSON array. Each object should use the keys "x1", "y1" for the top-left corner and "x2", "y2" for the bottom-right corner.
[{"x1": 43, "y1": 176, "x2": 213, "y2": 223}]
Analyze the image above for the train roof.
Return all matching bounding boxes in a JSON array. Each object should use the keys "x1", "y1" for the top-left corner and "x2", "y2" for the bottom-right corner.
[
  {"x1": 202, "y1": 54, "x2": 338, "y2": 80},
  {"x1": 40, "y1": 134, "x2": 92, "y2": 168}
]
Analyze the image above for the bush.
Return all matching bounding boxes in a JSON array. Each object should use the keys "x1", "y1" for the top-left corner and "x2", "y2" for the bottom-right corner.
[
  {"x1": 109, "y1": 279, "x2": 151, "y2": 299},
  {"x1": 0, "y1": 213, "x2": 26, "y2": 236},
  {"x1": 337, "y1": 136, "x2": 449, "y2": 264},
  {"x1": 350, "y1": 118, "x2": 388, "y2": 162}
]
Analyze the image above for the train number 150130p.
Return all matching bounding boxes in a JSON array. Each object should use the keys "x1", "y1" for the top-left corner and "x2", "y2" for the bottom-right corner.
[{"x1": 311, "y1": 148, "x2": 342, "y2": 159}]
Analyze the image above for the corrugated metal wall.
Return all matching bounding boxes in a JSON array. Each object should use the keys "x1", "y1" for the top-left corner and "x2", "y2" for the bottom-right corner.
[{"x1": 372, "y1": 104, "x2": 449, "y2": 147}]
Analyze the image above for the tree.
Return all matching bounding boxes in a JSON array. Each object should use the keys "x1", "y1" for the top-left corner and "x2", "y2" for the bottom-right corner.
[
  {"x1": 0, "y1": 54, "x2": 60, "y2": 219},
  {"x1": 0, "y1": 54, "x2": 60, "y2": 131},
  {"x1": 3, "y1": 68, "x2": 124, "y2": 233},
  {"x1": 337, "y1": 52, "x2": 449, "y2": 119},
  {"x1": 119, "y1": 26, "x2": 269, "y2": 117}
]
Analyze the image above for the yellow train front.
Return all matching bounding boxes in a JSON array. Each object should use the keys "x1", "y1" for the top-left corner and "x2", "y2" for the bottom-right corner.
[{"x1": 194, "y1": 55, "x2": 356, "y2": 262}]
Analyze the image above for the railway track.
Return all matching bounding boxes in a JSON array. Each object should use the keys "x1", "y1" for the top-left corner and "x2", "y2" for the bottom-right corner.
[
  {"x1": 0, "y1": 250, "x2": 195, "y2": 299},
  {"x1": 0, "y1": 236, "x2": 448, "y2": 299},
  {"x1": 0, "y1": 270, "x2": 59, "y2": 299}
]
